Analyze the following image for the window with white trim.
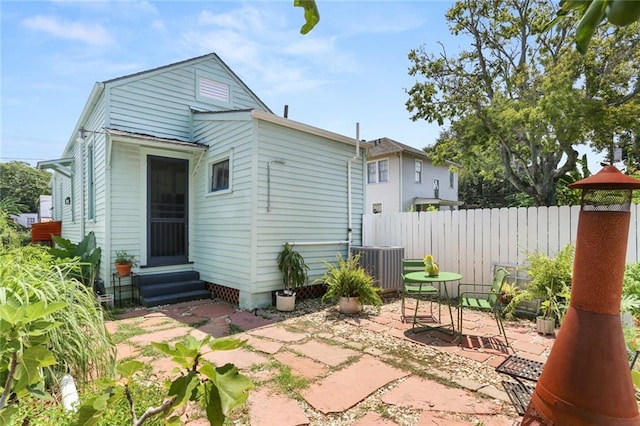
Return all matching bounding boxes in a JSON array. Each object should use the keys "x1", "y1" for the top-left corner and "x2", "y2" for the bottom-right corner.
[
  {"x1": 367, "y1": 159, "x2": 389, "y2": 184},
  {"x1": 434, "y1": 178, "x2": 440, "y2": 199},
  {"x1": 372, "y1": 203, "x2": 383, "y2": 214},
  {"x1": 415, "y1": 160, "x2": 423, "y2": 183},
  {"x1": 449, "y1": 170, "x2": 455, "y2": 188},
  {"x1": 207, "y1": 151, "x2": 233, "y2": 194}
]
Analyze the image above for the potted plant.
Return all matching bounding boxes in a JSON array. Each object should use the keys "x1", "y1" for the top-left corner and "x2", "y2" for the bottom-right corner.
[
  {"x1": 317, "y1": 253, "x2": 382, "y2": 314},
  {"x1": 505, "y1": 244, "x2": 573, "y2": 334},
  {"x1": 114, "y1": 250, "x2": 137, "y2": 277},
  {"x1": 498, "y1": 282, "x2": 520, "y2": 306},
  {"x1": 276, "y1": 243, "x2": 309, "y2": 311}
]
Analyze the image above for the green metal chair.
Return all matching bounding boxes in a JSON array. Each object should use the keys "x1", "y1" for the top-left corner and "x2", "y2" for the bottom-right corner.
[
  {"x1": 457, "y1": 268, "x2": 510, "y2": 345},
  {"x1": 401, "y1": 259, "x2": 440, "y2": 328}
]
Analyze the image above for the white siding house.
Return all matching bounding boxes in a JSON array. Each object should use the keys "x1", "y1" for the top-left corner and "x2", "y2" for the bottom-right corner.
[
  {"x1": 365, "y1": 137, "x2": 460, "y2": 213},
  {"x1": 39, "y1": 53, "x2": 365, "y2": 309}
]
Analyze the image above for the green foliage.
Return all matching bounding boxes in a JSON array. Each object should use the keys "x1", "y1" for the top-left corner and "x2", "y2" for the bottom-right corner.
[
  {"x1": 277, "y1": 243, "x2": 309, "y2": 293},
  {"x1": 114, "y1": 250, "x2": 138, "y2": 266},
  {"x1": 75, "y1": 335, "x2": 253, "y2": 426},
  {"x1": 0, "y1": 245, "x2": 115, "y2": 388},
  {"x1": 0, "y1": 297, "x2": 66, "y2": 425},
  {"x1": 405, "y1": 0, "x2": 640, "y2": 207},
  {"x1": 0, "y1": 161, "x2": 51, "y2": 213},
  {"x1": 504, "y1": 244, "x2": 574, "y2": 321},
  {"x1": 0, "y1": 197, "x2": 29, "y2": 248},
  {"x1": 556, "y1": 154, "x2": 591, "y2": 206},
  {"x1": 50, "y1": 232, "x2": 102, "y2": 287},
  {"x1": 294, "y1": 0, "x2": 320, "y2": 34},
  {"x1": 550, "y1": 0, "x2": 640, "y2": 53},
  {"x1": 624, "y1": 262, "x2": 640, "y2": 297},
  {"x1": 317, "y1": 253, "x2": 382, "y2": 309}
]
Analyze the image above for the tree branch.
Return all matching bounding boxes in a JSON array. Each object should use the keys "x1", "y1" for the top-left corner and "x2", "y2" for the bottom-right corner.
[{"x1": 0, "y1": 352, "x2": 17, "y2": 410}]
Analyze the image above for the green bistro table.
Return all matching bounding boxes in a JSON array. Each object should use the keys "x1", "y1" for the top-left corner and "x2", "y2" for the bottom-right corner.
[{"x1": 403, "y1": 271, "x2": 462, "y2": 335}]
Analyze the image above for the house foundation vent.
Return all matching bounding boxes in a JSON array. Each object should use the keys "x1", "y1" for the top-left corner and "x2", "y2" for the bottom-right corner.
[{"x1": 350, "y1": 246, "x2": 404, "y2": 293}]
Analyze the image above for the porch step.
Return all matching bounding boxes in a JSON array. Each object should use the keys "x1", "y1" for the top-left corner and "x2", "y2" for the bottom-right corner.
[{"x1": 135, "y1": 270, "x2": 211, "y2": 307}]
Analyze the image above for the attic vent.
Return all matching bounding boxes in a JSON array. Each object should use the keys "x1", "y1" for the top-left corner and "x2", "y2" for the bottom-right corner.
[{"x1": 199, "y1": 77, "x2": 229, "y2": 103}]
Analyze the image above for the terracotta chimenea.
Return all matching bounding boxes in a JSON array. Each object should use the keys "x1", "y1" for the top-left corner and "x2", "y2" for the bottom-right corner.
[{"x1": 522, "y1": 166, "x2": 640, "y2": 425}]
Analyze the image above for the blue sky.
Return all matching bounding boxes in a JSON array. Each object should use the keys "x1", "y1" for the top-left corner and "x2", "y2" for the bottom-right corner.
[{"x1": 1, "y1": 0, "x2": 464, "y2": 166}]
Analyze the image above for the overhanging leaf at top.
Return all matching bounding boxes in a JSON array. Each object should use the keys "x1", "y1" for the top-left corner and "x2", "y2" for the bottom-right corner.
[{"x1": 294, "y1": 0, "x2": 320, "y2": 34}]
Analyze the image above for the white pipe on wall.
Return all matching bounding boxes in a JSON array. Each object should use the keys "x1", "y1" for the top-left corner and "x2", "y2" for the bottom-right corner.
[
  {"x1": 347, "y1": 123, "x2": 360, "y2": 252},
  {"x1": 284, "y1": 240, "x2": 349, "y2": 247}
]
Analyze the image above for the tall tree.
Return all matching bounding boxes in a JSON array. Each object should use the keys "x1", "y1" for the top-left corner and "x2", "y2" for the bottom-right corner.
[
  {"x1": 0, "y1": 162, "x2": 51, "y2": 213},
  {"x1": 405, "y1": 0, "x2": 639, "y2": 206}
]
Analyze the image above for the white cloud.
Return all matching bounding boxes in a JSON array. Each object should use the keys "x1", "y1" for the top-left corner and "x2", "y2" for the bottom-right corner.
[
  {"x1": 21, "y1": 15, "x2": 114, "y2": 46},
  {"x1": 179, "y1": 4, "x2": 359, "y2": 99},
  {"x1": 151, "y1": 19, "x2": 166, "y2": 32}
]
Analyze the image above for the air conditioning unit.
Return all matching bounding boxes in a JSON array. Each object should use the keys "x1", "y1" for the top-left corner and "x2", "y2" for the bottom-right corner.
[{"x1": 350, "y1": 246, "x2": 405, "y2": 294}]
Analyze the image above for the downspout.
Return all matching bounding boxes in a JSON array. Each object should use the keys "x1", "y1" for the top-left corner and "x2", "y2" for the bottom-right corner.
[
  {"x1": 398, "y1": 152, "x2": 403, "y2": 212},
  {"x1": 77, "y1": 133, "x2": 86, "y2": 238},
  {"x1": 347, "y1": 123, "x2": 360, "y2": 252}
]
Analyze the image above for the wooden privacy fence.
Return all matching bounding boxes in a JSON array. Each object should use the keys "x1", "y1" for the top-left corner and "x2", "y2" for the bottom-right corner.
[{"x1": 362, "y1": 205, "x2": 640, "y2": 297}]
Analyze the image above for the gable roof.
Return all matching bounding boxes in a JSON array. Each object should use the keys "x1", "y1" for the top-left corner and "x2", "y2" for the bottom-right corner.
[
  {"x1": 365, "y1": 137, "x2": 428, "y2": 158},
  {"x1": 61, "y1": 53, "x2": 271, "y2": 158},
  {"x1": 103, "y1": 52, "x2": 271, "y2": 113}
]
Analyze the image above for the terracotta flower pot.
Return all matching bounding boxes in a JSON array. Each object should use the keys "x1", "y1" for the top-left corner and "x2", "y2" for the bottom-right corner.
[
  {"x1": 338, "y1": 296, "x2": 360, "y2": 314},
  {"x1": 115, "y1": 263, "x2": 132, "y2": 277}
]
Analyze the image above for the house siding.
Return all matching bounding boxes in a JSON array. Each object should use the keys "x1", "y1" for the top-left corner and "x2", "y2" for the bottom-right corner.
[
  {"x1": 254, "y1": 119, "x2": 365, "y2": 290},
  {"x1": 191, "y1": 114, "x2": 254, "y2": 291},
  {"x1": 107, "y1": 57, "x2": 266, "y2": 141}
]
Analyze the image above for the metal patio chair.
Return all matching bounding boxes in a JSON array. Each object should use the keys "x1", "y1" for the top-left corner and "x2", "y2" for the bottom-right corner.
[
  {"x1": 457, "y1": 268, "x2": 510, "y2": 345},
  {"x1": 400, "y1": 259, "x2": 440, "y2": 328}
]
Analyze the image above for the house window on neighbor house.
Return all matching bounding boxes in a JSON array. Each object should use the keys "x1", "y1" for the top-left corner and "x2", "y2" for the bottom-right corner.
[
  {"x1": 367, "y1": 162, "x2": 377, "y2": 184},
  {"x1": 434, "y1": 178, "x2": 440, "y2": 199},
  {"x1": 450, "y1": 170, "x2": 455, "y2": 188},
  {"x1": 378, "y1": 159, "x2": 389, "y2": 182},
  {"x1": 367, "y1": 159, "x2": 389, "y2": 183},
  {"x1": 372, "y1": 203, "x2": 383, "y2": 214},
  {"x1": 415, "y1": 160, "x2": 423, "y2": 183},
  {"x1": 87, "y1": 143, "x2": 95, "y2": 220}
]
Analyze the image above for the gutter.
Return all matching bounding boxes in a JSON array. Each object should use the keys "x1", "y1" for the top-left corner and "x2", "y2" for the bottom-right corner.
[{"x1": 347, "y1": 123, "x2": 361, "y2": 252}]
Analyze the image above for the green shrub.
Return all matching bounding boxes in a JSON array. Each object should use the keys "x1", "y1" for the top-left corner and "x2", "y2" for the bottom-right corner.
[
  {"x1": 624, "y1": 262, "x2": 640, "y2": 299},
  {"x1": 504, "y1": 244, "x2": 574, "y2": 322},
  {"x1": 0, "y1": 245, "x2": 115, "y2": 388},
  {"x1": 317, "y1": 253, "x2": 382, "y2": 309}
]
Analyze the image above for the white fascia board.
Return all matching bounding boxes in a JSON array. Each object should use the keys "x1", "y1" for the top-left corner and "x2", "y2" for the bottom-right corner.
[{"x1": 250, "y1": 109, "x2": 360, "y2": 148}]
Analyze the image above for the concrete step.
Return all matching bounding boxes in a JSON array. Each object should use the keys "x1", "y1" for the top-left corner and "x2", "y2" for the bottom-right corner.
[{"x1": 142, "y1": 289, "x2": 212, "y2": 307}]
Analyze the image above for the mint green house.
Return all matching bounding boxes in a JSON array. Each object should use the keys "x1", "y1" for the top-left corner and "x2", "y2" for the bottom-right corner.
[{"x1": 39, "y1": 53, "x2": 366, "y2": 309}]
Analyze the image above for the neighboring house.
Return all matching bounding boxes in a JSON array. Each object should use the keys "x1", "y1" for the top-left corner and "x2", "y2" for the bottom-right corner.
[
  {"x1": 9, "y1": 213, "x2": 38, "y2": 228},
  {"x1": 38, "y1": 195, "x2": 52, "y2": 222},
  {"x1": 364, "y1": 137, "x2": 461, "y2": 213},
  {"x1": 38, "y1": 53, "x2": 365, "y2": 309}
]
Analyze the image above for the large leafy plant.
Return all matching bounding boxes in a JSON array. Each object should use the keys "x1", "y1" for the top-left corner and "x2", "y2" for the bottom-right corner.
[
  {"x1": 318, "y1": 253, "x2": 382, "y2": 309},
  {"x1": 50, "y1": 232, "x2": 102, "y2": 288},
  {"x1": 0, "y1": 244, "x2": 114, "y2": 388},
  {"x1": 75, "y1": 335, "x2": 253, "y2": 426},
  {"x1": 276, "y1": 243, "x2": 309, "y2": 295},
  {"x1": 504, "y1": 244, "x2": 574, "y2": 322},
  {"x1": 0, "y1": 298, "x2": 66, "y2": 425}
]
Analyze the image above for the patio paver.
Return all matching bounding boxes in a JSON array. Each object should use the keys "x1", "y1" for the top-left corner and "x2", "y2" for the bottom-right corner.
[{"x1": 301, "y1": 355, "x2": 409, "y2": 413}]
